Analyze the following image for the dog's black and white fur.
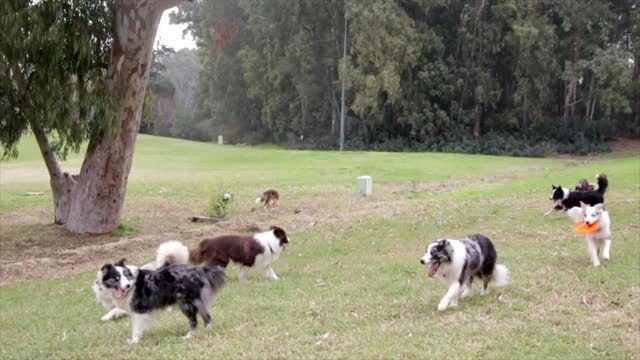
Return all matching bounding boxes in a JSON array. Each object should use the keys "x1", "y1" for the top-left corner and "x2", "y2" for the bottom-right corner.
[
  {"x1": 92, "y1": 258, "x2": 136, "y2": 321},
  {"x1": 95, "y1": 242, "x2": 225, "y2": 344},
  {"x1": 550, "y1": 173, "x2": 608, "y2": 212},
  {"x1": 92, "y1": 241, "x2": 189, "y2": 321},
  {"x1": 420, "y1": 234, "x2": 510, "y2": 311}
]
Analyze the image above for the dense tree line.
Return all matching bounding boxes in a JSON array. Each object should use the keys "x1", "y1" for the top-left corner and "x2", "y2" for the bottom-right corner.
[{"x1": 168, "y1": 0, "x2": 637, "y2": 155}]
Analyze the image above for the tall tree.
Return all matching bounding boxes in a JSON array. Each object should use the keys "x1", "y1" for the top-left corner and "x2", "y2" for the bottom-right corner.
[
  {"x1": 1, "y1": 0, "x2": 186, "y2": 233},
  {"x1": 171, "y1": 0, "x2": 636, "y2": 153}
]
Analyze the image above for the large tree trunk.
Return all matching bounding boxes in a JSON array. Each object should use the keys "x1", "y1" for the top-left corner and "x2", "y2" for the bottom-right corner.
[{"x1": 65, "y1": 0, "x2": 184, "y2": 234}]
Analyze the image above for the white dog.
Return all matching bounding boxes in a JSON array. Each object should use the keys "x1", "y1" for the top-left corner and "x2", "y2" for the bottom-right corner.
[{"x1": 566, "y1": 202, "x2": 611, "y2": 267}]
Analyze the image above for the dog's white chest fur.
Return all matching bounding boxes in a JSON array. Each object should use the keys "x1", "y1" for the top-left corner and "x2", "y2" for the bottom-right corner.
[
  {"x1": 238, "y1": 231, "x2": 286, "y2": 281},
  {"x1": 252, "y1": 232, "x2": 283, "y2": 268}
]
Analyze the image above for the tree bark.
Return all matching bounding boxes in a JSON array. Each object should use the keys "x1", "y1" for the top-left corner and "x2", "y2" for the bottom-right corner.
[
  {"x1": 65, "y1": 0, "x2": 184, "y2": 234},
  {"x1": 521, "y1": 87, "x2": 528, "y2": 131},
  {"x1": 28, "y1": 117, "x2": 73, "y2": 224},
  {"x1": 473, "y1": 102, "x2": 481, "y2": 137}
]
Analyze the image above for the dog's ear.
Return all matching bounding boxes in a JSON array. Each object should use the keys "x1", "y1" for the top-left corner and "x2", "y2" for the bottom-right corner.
[
  {"x1": 114, "y1": 258, "x2": 127, "y2": 267},
  {"x1": 443, "y1": 240, "x2": 454, "y2": 256},
  {"x1": 552, "y1": 185, "x2": 556, "y2": 189},
  {"x1": 593, "y1": 203, "x2": 604, "y2": 214},
  {"x1": 580, "y1": 201, "x2": 588, "y2": 209},
  {"x1": 101, "y1": 264, "x2": 114, "y2": 274},
  {"x1": 271, "y1": 226, "x2": 288, "y2": 244},
  {"x1": 438, "y1": 240, "x2": 454, "y2": 262}
]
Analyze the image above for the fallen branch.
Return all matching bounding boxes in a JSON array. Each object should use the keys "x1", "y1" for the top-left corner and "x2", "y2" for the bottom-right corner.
[{"x1": 190, "y1": 216, "x2": 221, "y2": 223}]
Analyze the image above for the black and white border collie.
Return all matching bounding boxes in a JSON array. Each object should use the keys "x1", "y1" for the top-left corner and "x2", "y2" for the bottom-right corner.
[
  {"x1": 93, "y1": 242, "x2": 225, "y2": 344},
  {"x1": 550, "y1": 173, "x2": 608, "y2": 211},
  {"x1": 190, "y1": 226, "x2": 290, "y2": 281},
  {"x1": 420, "y1": 234, "x2": 510, "y2": 311},
  {"x1": 92, "y1": 241, "x2": 190, "y2": 321}
]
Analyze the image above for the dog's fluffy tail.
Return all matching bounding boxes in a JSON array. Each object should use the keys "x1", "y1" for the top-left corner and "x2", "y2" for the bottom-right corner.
[
  {"x1": 156, "y1": 240, "x2": 190, "y2": 268},
  {"x1": 203, "y1": 266, "x2": 226, "y2": 291},
  {"x1": 491, "y1": 264, "x2": 511, "y2": 287},
  {"x1": 596, "y1": 173, "x2": 608, "y2": 195}
]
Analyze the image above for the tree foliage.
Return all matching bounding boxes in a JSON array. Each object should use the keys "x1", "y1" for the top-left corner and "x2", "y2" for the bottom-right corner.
[
  {"x1": 0, "y1": 0, "x2": 114, "y2": 159},
  {"x1": 2, "y1": 0, "x2": 185, "y2": 233},
  {"x1": 170, "y1": 0, "x2": 636, "y2": 155}
]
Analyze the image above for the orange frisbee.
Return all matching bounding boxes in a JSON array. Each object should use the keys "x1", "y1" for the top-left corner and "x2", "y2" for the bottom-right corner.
[{"x1": 574, "y1": 221, "x2": 600, "y2": 234}]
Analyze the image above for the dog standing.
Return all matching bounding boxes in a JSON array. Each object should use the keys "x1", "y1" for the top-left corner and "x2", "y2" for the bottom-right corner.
[
  {"x1": 568, "y1": 202, "x2": 612, "y2": 267},
  {"x1": 256, "y1": 189, "x2": 280, "y2": 208},
  {"x1": 420, "y1": 234, "x2": 510, "y2": 311},
  {"x1": 94, "y1": 242, "x2": 224, "y2": 344},
  {"x1": 190, "y1": 226, "x2": 290, "y2": 281},
  {"x1": 92, "y1": 241, "x2": 190, "y2": 321},
  {"x1": 99, "y1": 262, "x2": 225, "y2": 344}
]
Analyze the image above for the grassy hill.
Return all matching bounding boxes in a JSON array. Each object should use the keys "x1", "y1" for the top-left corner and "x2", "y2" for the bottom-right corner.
[{"x1": 1, "y1": 135, "x2": 638, "y2": 359}]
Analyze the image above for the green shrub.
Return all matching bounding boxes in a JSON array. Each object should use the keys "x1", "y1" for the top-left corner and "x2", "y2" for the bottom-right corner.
[{"x1": 209, "y1": 192, "x2": 233, "y2": 219}]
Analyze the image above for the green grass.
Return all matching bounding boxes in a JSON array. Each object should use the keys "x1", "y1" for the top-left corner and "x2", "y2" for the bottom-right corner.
[{"x1": 1, "y1": 134, "x2": 639, "y2": 359}]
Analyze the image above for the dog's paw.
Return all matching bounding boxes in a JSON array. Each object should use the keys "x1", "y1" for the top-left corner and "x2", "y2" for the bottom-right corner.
[
  {"x1": 101, "y1": 314, "x2": 112, "y2": 321},
  {"x1": 182, "y1": 332, "x2": 193, "y2": 340},
  {"x1": 461, "y1": 289, "x2": 471, "y2": 298},
  {"x1": 437, "y1": 301, "x2": 449, "y2": 312},
  {"x1": 480, "y1": 288, "x2": 489, "y2": 296},
  {"x1": 205, "y1": 323, "x2": 212, "y2": 331},
  {"x1": 127, "y1": 337, "x2": 139, "y2": 345}
]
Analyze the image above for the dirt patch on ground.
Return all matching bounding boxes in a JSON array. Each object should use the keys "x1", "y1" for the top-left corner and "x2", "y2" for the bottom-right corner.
[
  {"x1": 0, "y1": 174, "x2": 523, "y2": 286},
  {"x1": 553, "y1": 138, "x2": 640, "y2": 160},
  {"x1": 608, "y1": 138, "x2": 640, "y2": 154}
]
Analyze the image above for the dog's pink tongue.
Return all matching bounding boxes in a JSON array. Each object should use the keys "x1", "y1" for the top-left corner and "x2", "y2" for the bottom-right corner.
[
  {"x1": 428, "y1": 262, "x2": 439, "y2": 277},
  {"x1": 113, "y1": 289, "x2": 125, "y2": 298}
]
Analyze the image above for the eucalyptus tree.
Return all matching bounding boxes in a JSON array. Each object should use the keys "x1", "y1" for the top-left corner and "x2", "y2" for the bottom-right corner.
[{"x1": 1, "y1": 0, "x2": 187, "y2": 233}]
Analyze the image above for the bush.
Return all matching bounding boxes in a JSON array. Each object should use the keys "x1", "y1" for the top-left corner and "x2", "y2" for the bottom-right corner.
[
  {"x1": 209, "y1": 192, "x2": 232, "y2": 219},
  {"x1": 171, "y1": 113, "x2": 212, "y2": 142}
]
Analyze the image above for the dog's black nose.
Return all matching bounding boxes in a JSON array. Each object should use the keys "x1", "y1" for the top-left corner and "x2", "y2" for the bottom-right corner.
[
  {"x1": 420, "y1": 259, "x2": 425, "y2": 265},
  {"x1": 125, "y1": 284, "x2": 131, "y2": 289}
]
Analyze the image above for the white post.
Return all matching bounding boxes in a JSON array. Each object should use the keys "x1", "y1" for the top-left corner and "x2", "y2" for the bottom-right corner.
[
  {"x1": 218, "y1": 135, "x2": 223, "y2": 145},
  {"x1": 356, "y1": 175, "x2": 372, "y2": 196}
]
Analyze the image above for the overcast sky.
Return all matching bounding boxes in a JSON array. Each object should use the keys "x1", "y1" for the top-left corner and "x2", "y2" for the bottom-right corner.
[{"x1": 154, "y1": 7, "x2": 196, "y2": 50}]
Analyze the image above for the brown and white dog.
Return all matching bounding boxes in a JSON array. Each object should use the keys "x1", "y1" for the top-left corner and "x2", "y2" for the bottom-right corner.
[
  {"x1": 190, "y1": 226, "x2": 290, "y2": 280},
  {"x1": 575, "y1": 178, "x2": 595, "y2": 192},
  {"x1": 256, "y1": 189, "x2": 280, "y2": 208}
]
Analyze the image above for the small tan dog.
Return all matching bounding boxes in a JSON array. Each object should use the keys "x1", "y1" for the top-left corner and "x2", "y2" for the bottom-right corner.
[
  {"x1": 256, "y1": 189, "x2": 280, "y2": 208},
  {"x1": 575, "y1": 178, "x2": 595, "y2": 192}
]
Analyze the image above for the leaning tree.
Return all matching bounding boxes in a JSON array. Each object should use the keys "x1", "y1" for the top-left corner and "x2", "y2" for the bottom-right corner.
[{"x1": 0, "y1": 0, "x2": 186, "y2": 233}]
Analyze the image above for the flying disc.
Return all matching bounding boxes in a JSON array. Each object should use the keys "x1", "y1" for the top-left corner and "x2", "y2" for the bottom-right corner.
[{"x1": 574, "y1": 221, "x2": 599, "y2": 234}]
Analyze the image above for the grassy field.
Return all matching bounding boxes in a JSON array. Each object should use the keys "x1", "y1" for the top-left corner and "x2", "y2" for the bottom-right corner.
[{"x1": 0, "y1": 134, "x2": 638, "y2": 359}]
